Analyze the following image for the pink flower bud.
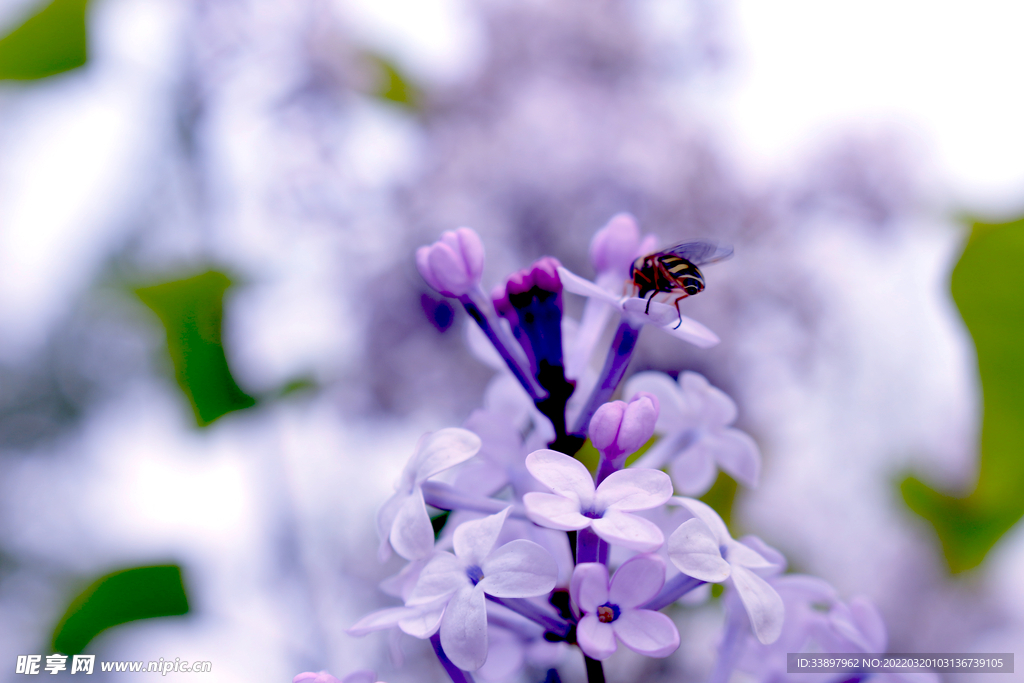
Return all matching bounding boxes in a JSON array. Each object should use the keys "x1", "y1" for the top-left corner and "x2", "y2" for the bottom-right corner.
[
  {"x1": 588, "y1": 393, "x2": 659, "y2": 462},
  {"x1": 589, "y1": 213, "x2": 640, "y2": 277},
  {"x1": 415, "y1": 227, "x2": 485, "y2": 297}
]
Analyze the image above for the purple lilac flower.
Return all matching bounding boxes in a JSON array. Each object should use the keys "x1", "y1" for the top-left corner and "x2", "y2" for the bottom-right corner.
[
  {"x1": 570, "y1": 554, "x2": 680, "y2": 660},
  {"x1": 523, "y1": 449, "x2": 672, "y2": 553},
  {"x1": 405, "y1": 508, "x2": 559, "y2": 671},
  {"x1": 564, "y1": 214, "x2": 657, "y2": 391},
  {"x1": 376, "y1": 428, "x2": 482, "y2": 561},
  {"x1": 626, "y1": 371, "x2": 760, "y2": 496},
  {"x1": 418, "y1": 229, "x2": 547, "y2": 403},
  {"x1": 666, "y1": 497, "x2": 784, "y2": 644}
]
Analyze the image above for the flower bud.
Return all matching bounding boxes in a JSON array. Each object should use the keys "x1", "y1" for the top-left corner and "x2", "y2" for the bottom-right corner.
[
  {"x1": 589, "y1": 213, "x2": 640, "y2": 277},
  {"x1": 506, "y1": 256, "x2": 562, "y2": 296},
  {"x1": 588, "y1": 393, "x2": 659, "y2": 462},
  {"x1": 416, "y1": 227, "x2": 485, "y2": 297}
]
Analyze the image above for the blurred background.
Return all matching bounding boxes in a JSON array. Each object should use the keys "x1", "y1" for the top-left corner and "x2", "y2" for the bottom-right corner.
[{"x1": 0, "y1": 0, "x2": 1022, "y2": 681}]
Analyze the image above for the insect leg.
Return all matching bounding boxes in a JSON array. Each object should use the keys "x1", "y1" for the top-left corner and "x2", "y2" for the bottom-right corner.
[
  {"x1": 673, "y1": 295, "x2": 685, "y2": 329},
  {"x1": 645, "y1": 290, "x2": 657, "y2": 314}
]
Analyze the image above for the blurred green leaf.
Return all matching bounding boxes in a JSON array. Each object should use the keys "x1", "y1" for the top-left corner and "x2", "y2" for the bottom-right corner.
[
  {"x1": 700, "y1": 471, "x2": 737, "y2": 529},
  {"x1": 901, "y1": 216, "x2": 1024, "y2": 572},
  {"x1": 136, "y1": 271, "x2": 256, "y2": 427},
  {"x1": 0, "y1": 0, "x2": 88, "y2": 80},
  {"x1": 364, "y1": 52, "x2": 420, "y2": 110},
  {"x1": 52, "y1": 565, "x2": 189, "y2": 655}
]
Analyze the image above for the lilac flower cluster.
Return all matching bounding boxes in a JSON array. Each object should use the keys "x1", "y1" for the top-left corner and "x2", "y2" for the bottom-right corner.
[{"x1": 296, "y1": 216, "x2": 910, "y2": 683}]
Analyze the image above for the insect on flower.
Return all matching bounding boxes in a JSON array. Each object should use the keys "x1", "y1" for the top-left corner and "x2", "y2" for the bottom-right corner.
[{"x1": 630, "y1": 240, "x2": 733, "y2": 327}]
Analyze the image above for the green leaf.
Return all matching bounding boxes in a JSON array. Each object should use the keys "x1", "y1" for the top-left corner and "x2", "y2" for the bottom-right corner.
[
  {"x1": 901, "y1": 216, "x2": 1024, "y2": 572},
  {"x1": 700, "y1": 471, "x2": 737, "y2": 530},
  {"x1": 363, "y1": 52, "x2": 420, "y2": 110},
  {"x1": 52, "y1": 565, "x2": 190, "y2": 655},
  {"x1": 0, "y1": 0, "x2": 88, "y2": 80},
  {"x1": 136, "y1": 271, "x2": 256, "y2": 427}
]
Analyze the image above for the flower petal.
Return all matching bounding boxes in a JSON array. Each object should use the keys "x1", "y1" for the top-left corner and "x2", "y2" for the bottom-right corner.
[
  {"x1": 570, "y1": 562, "x2": 609, "y2": 613},
  {"x1": 680, "y1": 371, "x2": 737, "y2": 426},
  {"x1": 708, "y1": 429, "x2": 761, "y2": 488},
  {"x1": 730, "y1": 564, "x2": 785, "y2": 644},
  {"x1": 594, "y1": 468, "x2": 673, "y2": 512},
  {"x1": 525, "y1": 450, "x2": 596, "y2": 507},
  {"x1": 736, "y1": 535, "x2": 787, "y2": 575},
  {"x1": 389, "y1": 487, "x2": 437, "y2": 561},
  {"x1": 612, "y1": 609, "x2": 680, "y2": 657},
  {"x1": 724, "y1": 538, "x2": 775, "y2": 571},
  {"x1": 454, "y1": 507, "x2": 510, "y2": 566},
  {"x1": 666, "y1": 518, "x2": 731, "y2": 582},
  {"x1": 655, "y1": 313, "x2": 720, "y2": 348},
  {"x1": 348, "y1": 604, "x2": 428, "y2": 636},
  {"x1": 670, "y1": 446, "x2": 718, "y2": 497},
  {"x1": 477, "y1": 626, "x2": 525, "y2": 682},
  {"x1": 398, "y1": 605, "x2": 445, "y2": 639},
  {"x1": 414, "y1": 428, "x2": 482, "y2": 482},
  {"x1": 623, "y1": 371, "x2": 688, "y2": 433},
  {"x1": 576, "y1": 614, "x2": 617, "y2": 660},
  {"x1": 557, "y1": 266, "x2": 622, "y2": 305},
  {"x1": 440, "y1": 586, "x2": 489, "y2": 671},
  {"x1": 376, "y1": 491, "x2": 406, "y2": 562},
  {"x1": 671, "y1": 496, "x2": 731, "y2": 544},
  {"x1": 609, "y1": 554, "x2": 665, "y2": 608},
  {"x1": 590, "y1": 509, "x2": 665, "y2": 552},
  {"x1": 523, "y1": 492, "x2": 591, "y2": 530},
  {"x1": 479, "y1": 539, "x2": 557, "y2": 598},
  {"x1": 408, "y1": 551, "x2": 466, "y2": 604}
]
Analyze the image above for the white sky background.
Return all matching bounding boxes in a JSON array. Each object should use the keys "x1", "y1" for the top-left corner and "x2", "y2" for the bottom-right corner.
[
  {"x1": 340, "y1": 0, "x2": 1024, "y2": 209},
  {"x1": 717, "y1": 0, "x2": 1024, "y2": 211}
]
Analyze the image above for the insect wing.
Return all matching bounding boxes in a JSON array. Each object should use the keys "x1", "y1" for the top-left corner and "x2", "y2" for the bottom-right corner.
[{"x1": 658, "y1": 240, "x2": 733, "y2": 266}]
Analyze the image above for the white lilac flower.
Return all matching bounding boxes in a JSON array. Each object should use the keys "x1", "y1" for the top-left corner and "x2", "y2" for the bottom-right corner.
[
  {"x1": 376, "y1": 428, "x2": 482, "y2": 561},
  {"x1": 570, "y1": 554, "x2": 680, "y2": 660},
  {"x1": 626, "y1": 371, "x2": 760, "y2": 496},
  {"x1": 523, "y1": 449, "x2": 672, "y2": 552},
  {"x1": 666, "y1": 497, "x2": 784, "y2": 644},
  {"x1": 405, "y1": 508, "x2": 559, "y2": 671}
]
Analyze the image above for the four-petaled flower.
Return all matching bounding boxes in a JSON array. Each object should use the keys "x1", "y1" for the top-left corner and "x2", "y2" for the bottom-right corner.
[
  {"x1": 406, "y1": 508, "x2": 558, "y2": 671},
  {"x1": 376, "y1": 428, "x2": 481, "y2": 561},
  {"x1": 571, "y1": 554, "x2": 680, "y2": 660},
  {"x1": 666, "y1": 497, "x2": 784, "y2": 644},
  {"x1": 523, "y1": 449, "x2": 672, "y2": 551},
  {"x1": 626, "y1": 371, "x2": 760, "y2": 496}
]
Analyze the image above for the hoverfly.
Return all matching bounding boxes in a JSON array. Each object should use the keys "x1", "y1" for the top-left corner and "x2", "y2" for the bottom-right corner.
[{"x1": 630, "y1": 240, "x2": 733, "y2": 328}]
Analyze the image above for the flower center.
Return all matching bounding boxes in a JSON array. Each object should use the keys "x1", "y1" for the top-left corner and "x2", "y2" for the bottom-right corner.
[
  {"x1": 596, "y1": 602, "x2": 620, "y2": 623},
  {"x1": 582, "y1": 508, "x2": 603, "y2": 520},
  {"x1": 466, "y1": 565, "x2": 485, "y2": 586}
]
